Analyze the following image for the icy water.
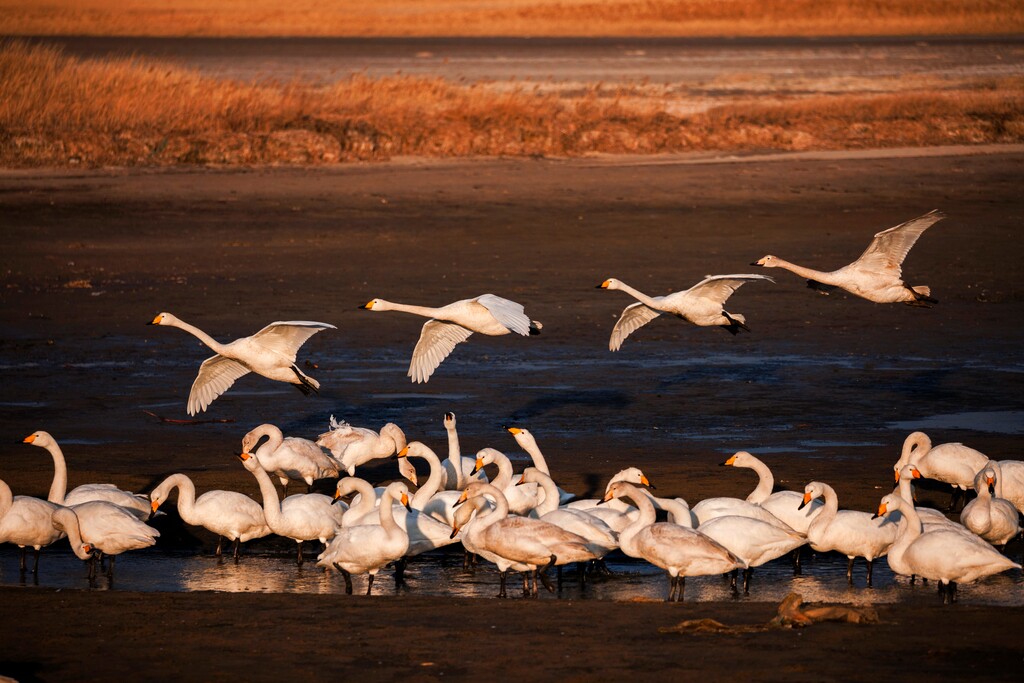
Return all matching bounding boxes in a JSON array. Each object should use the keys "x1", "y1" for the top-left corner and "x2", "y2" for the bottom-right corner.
[{"x1": 2, "y1": 547, "x2": 1021, "y2": 606}]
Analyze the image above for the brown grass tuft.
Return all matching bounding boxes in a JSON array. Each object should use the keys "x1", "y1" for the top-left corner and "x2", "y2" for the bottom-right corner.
[{"x1": 2, "y1": 41, "x2": 1022, "y2": 167}]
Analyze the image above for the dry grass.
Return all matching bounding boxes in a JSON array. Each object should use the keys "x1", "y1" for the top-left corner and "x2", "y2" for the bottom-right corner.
[
  {"x1": 1, "y1": 0, "x2": 1022, "y2": 37},
  {"x1": 2, "y1": 41, "x2": 1022, "y2": 167}
]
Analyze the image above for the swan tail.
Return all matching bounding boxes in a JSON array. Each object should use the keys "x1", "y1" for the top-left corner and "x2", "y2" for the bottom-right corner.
[
  {"x1": 721, "y1": 312, "x2": 749, "y2": 335},
  {"x1": 906, "y1": 286, "x2": 938, "y2": 307},
  {"x1": 529, "y1": 320, "x2": 543, "y2": 336}
]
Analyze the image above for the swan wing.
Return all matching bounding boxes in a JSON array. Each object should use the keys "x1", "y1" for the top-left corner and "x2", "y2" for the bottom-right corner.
[
  {"x1": 188, "y1": 354, "x2": 251, "y2": 415},
  {"x1": 685, "y1": 273, "x2": 774, "y2": 304},
  {"x1": 250, "y1": 321, "x2": 336, "y2": 362},
  {"x1": 609, "y1": 302, "x2": 662, "y2": 351},
  {"x1": 852, "y1": 210, "x2": 945, "y2": 274},
  {"x1": 408, "y1": 320, "x2": 474, "y2": 383},
  {"x1": 474, "y1": 294, "x2": 532, "y2": 335}
]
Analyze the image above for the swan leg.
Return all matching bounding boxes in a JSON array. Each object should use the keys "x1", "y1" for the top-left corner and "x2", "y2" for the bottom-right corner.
[
  {"x1": 729, "y1": 570, "x2": 739, "y2": 596},
  {"x1": 106, "y1": 555, "x2": 116, "y2": 578},
  {"x1": 667, "y1": 574, "x2": 678, "y2": 602},
  {"x1": 366, "y1": 573, "x2": 375, "y2": 596},
  {"x1": 497, "y1": 570, "x2": 508, "y2": 599},
  {"x1": 215, "y1": 536, "x2": 224, "y2": 559},
  {"x1": 743, "y1": 567, "x2": 753, "y2": 595},
  {"x1": 866, "y1": 559, "x2": 874, "y2": 588},
  {"x1": 947, "y1": 488, "x2": 962, "y2": 512},
  {"x1": 296, "y1": 541, "x2": 304, "y2": 567},
  {"x1": 538, "y1": 555, "x2": 557, "y2": 594},
  {"x1": 289, "y1": 364, "x2": 319, "y2": 395},
  {"x1": 334, "y1": 564, "x2": 354, "y2": 595},
  {"x1": 19, "y1": 547, "x2": 27, "y2": 573},
  {"x1": 394, "y1": 557, "x2": 408, "y2": 587},
  {"x1": 846, "y1": 557, "x2": 855, "y2": 585},
  {"x1": 32, "y1": 548, "x2": 40, "y2": 574},
  {"x1": 88, "y1": 555, "x2": 97, "y2": 580},
  {"x1": 792, "y1": 547, "x2": 802, "y2": 576},
  {"x1": 233, "y1": 538, "x2": 241, "y2": 563}
]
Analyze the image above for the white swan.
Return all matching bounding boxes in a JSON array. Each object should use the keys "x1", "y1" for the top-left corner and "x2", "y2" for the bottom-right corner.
[
  {"x1": 359, "y1": 293, "x2": 542, "y2": 383},
  {"x1": 894, "y1": 465, "x2": 975, "y2": 536},
  {"x1": 721, "y1": 450, "x2": 823, "y2": 535},
  {"x1": 0, "y1": 478, "x2": 65, "y2": 573},
  {"x1": 149, "y1": 473, "x2": 271, "y2": 561},
  {"x1": 53, "y1": 499, "x2": 160, "y2": 578},
  {"x1": 503, "y1": 426, "x2": 574, "y2": 504},
  {"x1": 800, "y1": 481, "x2": 896, "y2": 586},
  {"x1": 597, "y1": 273, "x2": 773, "y2": 347},
  {"x1": 697, "y1": 514, "x2": 806, "y2": 594},
  {"x1": 238, "y1": 451, "x2": 345, "y2": 565},
  {"x1": 877, "y1": 493, "x2": 1020, "y2": 603},
  {"x1": 601, "y1": 481, "x2": 743, "y2": 602},
  {"x1": 752, "y1": 209, "x2": 945, "y2": 306},
  {"x1": 316, "y1": 416, "x2": 407, "y2": 476},
  {"x1": 894, "y1": 431, "x2": 990, "y2": 507},
  {"x1": 453, "y1": 482, "x2": 600, "y2": 597},
  {"x1": 148, "y1": 312, "x2": 334, "y2": 414},
  {"x1": 690, "y1": 488, "x2": 794, "y2": 531},
  {"x1": 317, "y1": 482, "x2": 411, "y2": 595},
  {"x1": 440, "y1": 412, "x2": 487, "y2": 491},
  {"x1": 563, "y1": 467, "x2": 650, "y2": 533},
  {"x1": 396, "y1": 441, "x2": 467, "y2": 526},
  {"x1": 241, "y1": 423, "x2": 340, "y2": 492},
  {"x1": 984, "y1": 459, "x2": 1024, "y2": 516},
  {"x1": 518, "y1": 467, "x2": 617, "y2": 556},
  {"x1": 23, "y1": 430, "x2": 151, "y2": 520},
  {"x1": 472, "y1": 448, "x2": 541, "y2": 517},
  {"x1": 48, "y1": 507, "x2": 95, "y2": 562},
  {"x1": 960, "y1": 468, "x2": 1020, "y2": 546}
]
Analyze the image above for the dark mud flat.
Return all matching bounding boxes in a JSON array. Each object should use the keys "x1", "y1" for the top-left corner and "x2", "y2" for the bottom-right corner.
[{"x1": 1, "y1": 149, "x2": 1023, "y2": 680}]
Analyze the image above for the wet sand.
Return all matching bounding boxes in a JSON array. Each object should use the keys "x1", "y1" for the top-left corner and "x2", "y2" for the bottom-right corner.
[{"x1": 1, "y1": 149, "x2": 1023, "y2": 680}]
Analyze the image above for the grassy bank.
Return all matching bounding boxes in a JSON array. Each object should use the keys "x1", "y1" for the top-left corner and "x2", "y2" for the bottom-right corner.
[
  {"x1": 1, "y1": 42, "x2": 1022, "y2": 167},
  {"x1": 1, "y1": 0, "x2": 1021, "y2": 37}
]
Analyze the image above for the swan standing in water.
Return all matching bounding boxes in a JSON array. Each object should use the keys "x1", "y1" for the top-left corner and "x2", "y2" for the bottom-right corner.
[
  {"x1": 597, "y1": 273, "x2": 773, "y2": 348},
  {"x1": 960, "y1": 468, "x2": 1020, "y2": 547},
  {"x1": 23, "y1": 430, "x2": 151, "y2": 520},
  {"x1": 316, "y1": 417, "x2": 407, "y2": 476},
  {"x1": 877, "y1": 493, "x2": 1020, "y2": 603},
  {"x1": 359, "y1": 293, "x2": 542, "y2": 383},
  {"x1": 893, "y1": 431, "x2": 989, "y2": 509},
  {"x1": 472, "y1": 448, "x2": 541, "y2": 516},
  {"x1": 148, "y1": 312, "x2": 335, "y2": 415},
  {"x1": 241, "y1": 423, "x2": 340, "y2": 494},
  {"x1": 800, "y1": 482, "x2": 896, "y2": 586},
  {"x1": 0, "y1": 478, "x2": 65, "y2": 573},
  {"x1": 720, "y1": 451, "x2": 823, "y2": 535},
  {"x1": 51, "y1": 499, "x2": 159, "y2": 579},
  {"x1": 601, "y1": 482, "x2": 743, "y2": 602},
  {"x1": 238, "y1": 452, "x2": 345, "y2": 566},
  {"x1": 149, "y1": 473, "x2": 271, "y2": 562},
  {"x1": 317, "y1": 482, "x2": 411, "y2": 595},
  {"x1": 751, "y1": 209, "x2": 945, "y2": 306},
  {"x1": 563, "y1": 467, "x2": 652, "y2": 533}
]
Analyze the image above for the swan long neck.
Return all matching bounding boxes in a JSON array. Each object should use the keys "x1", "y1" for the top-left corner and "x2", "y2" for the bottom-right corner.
[
  {"x1": 898, "y1": 432, "x2": 930, "y2": 468},
  {"x1": 341, "y1": 479, "x2": 377, "y2": 523},
  {"x1": 614, "y1": 281, "x2": 663, "y2": 310},
  {"x1": 488, "y1": 453, "x2": 513, "y2": 489},
  {"x1": 620, "y1": 483, "x2": 657, "y2": 542},
  {"x1": 743, "y1": 457, "x2": 775, "y2": 504},
  {"x1": 380, "y1": 301, "x2": 445, "y2": 319},
  {"x1": 892, "y1": 502, "x2": 923, "y2": 557},
  {"x1": 474, "y1": 484, "x2": 511, "y2": 522},
  {"x1": 811, "y1": 485, "x2": 840, "y2": 529},
  {"x1": 247, "y1": 461, "x2": 284, "y2": 528},
  {"x1": 52, "y1": 508, "x2": 91, "y2": 560},
  {"x1": 768, "y1": 258, "x2": 835, "y2": 285},
  {"x1": 446, "y1": 423, "x2": 463, "y2": 489},
  {"x1": 254, "y1": 425, "x2": 284, "y2": 455},
  {"x1": 44, "y1": 440, "x2": 69, "y2": 504},
  {"x1": 0, "y1": 479, "x2": 12, "y2": 519},
  {"x1": 897, "y1": 476, "x2": 914, "y2": 505},
  {"x1": 168, "y1": 317, "x2": 228, "y2": 355},
  {"x1": 160, "y1": 474, "x2": 198, "y2": 524},
  {"x1": 377, "y1": 488, "x2": 402, "y2": 537},
  {"x1": 647, "y1": 492, "x2": 693, "y2": 528},
  {"x1": 526, "y1": 470, "x2": 559, "y2": 517},
  {"x1": 410, "y1": 446, "x2": 445, "y2": 508},
  {"x1": 517, "y1": 435, "x2": 550, "y2": 475}
]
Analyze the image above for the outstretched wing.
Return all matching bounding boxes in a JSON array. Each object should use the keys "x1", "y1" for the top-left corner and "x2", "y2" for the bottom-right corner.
[
  {"x1": 251, "y1": 321, "x2": 336, "y2": 363},
  {"x1": 409, "y1": 320, "x2": 474, "y2": 383},
  {"x1": 188, "y1": 354, "x2": 251, "y2": 415},
  {"x1": 475, "y1": 294, "x2": 532, "y2": 336},
  {"x1": 685, "y1": 273, "x2": 775, "y2": 304},
  {"x1": 852, "y1": 210, "x2": 945, "y2": 275},
  {"x1": 609, "y1": 302, "x2": 662, "y2": 352}
]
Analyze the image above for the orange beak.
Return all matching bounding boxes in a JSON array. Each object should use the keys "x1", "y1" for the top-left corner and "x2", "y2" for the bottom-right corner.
[
  {"x1": 150, "y1": 500, "x2": 160, "y2": 513},
  {"x1": 22, "y1": 434, "x2": 36, "y2": 444},
  {"x1": 877, "y1": 502, "x2": 889, "y2": 516},
  {"x1": 398, "y1": 445, "x2": 409, "y2": 458}
]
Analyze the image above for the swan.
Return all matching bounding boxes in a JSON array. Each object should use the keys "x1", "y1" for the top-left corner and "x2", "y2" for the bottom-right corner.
[
  {"x1": 517, "y1": 467, "x2": 617, "y2": 556},
  {"x1": 148, "y1": 312, "x2": 334, "y2": 415},
  {"x1": 47, "y1": 507, "x2": 95, "y2": 562},
  {"x1": 721, "y1": 451, "x2": 823, "y2": 535},
  {"x1": 0, "y1": 478, "x2": 65, "y2": 573},
  {"x1": 800, "y1": 481, "x2": 896, "y2": 586},
  {"x1": 241, "y1": 423, "x2": 340, "y2": 493},
  {"x1": 453, "y1": 483, "x2": 601, "y2": 597},
  {"x1": 317, "y1": 482, "x2": 411, "y2": 595},
  {"x1": 894, "y1": 431, "x2": 989, "y2": 508},
  {"x1": 359, "y1": 293, "x2": 542, "y2": 383},
  {"x1": 690, "y1": 487, "x2": 794, "y2": 531},
  {"x1": 316, "y1": 416, "x2": 407, "y2": 476},
  {"x1": 960, "y1": 468, "x2": 1020, "y2": 546},
  {"x1": 597, "y1": 273, "x2": 773, "y2": 347},
  {"x1": 472, "y1": 448, "x2": 541, "y2": 516},
  {"x1": 751, "y1": 209, "x2": 945, "y2": 306},
  {"x1": 149, "y1": 473, "x2": 271, "y2": 561},
  {"x1": 697, "y1": 514, "x2": 805, "y2": 594},
  {"x1": 440, "y1": 412, "x2": 487, "y2": 491},
  {"x1": 601, "y1": 481, "x2": 743, "y2": 602},
  {"x1": 563, "y1": 467, "x2": 650, "y2": 533},
  {"x1": 985, "y1": 459, "x2": 1024, "y2": 516},
  {"x1": 52, "y1": 499, "x2": 160, "y2": 578},
  {"x1": 238, "y1": 451, "x2": 345, "y2": 565},
  {"x1": 396, "y1": 441, "x2": 468, "y2": 526},
  {"x1": 452, "y1": 493, "x2": 538, "y2": 595},
  {"x1": 876, "y1": 493, "x2": 1020, "y2": 603},
  {"x1": 503, "y1": 426, "x2": 574, "y2": 504},
  {"x1": 894, "y1": 465, "x2": 976, "y2": 536},
  {"x1": 23, "y1": 430, "x2": 151, "y2": 520}
]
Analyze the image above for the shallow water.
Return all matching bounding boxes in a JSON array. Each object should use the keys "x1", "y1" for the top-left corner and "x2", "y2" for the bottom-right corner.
[{"x1": 2, "y1": 546, "x2": 1021, "y2": 606}]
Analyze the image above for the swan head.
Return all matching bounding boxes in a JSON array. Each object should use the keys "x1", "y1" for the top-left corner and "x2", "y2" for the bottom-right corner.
[
  {"x1": 148, "y1": 312, "x2": 179, "y2": 326},
  {"x1": 607, "y1": 467, "x2": 654, "y2": 490},
  {"x1": 516, "y1": 467, "x2": 540, "y2": 486},
  {"x1": 359, "y1": 298, "x2": 390, "y2": 311},
  {"x1": 601, "y1": 480, "x2": 640, "y2": 505},
  {"x1": 443, "y1": 412, "x2": 456, "y2": 428},
  {"x1": 720, "y1": 451, "x2": 757, "y2": 468},
  {"x1": 236, "y1": 451, "x2": 261, "y2": 473},
  {"x1": 22, "y1": 430, "x2": 55, "y2": 448},
  {"x1": 397, "y1": 451, "x2": 418, "y2": 486},
  {"x1": 242, "y1": 424, "x2": 280, "y2": 454},
  {"x1": 504, "y1": 425, "x2": 538, "y2": 449},
  {"x1": 800, "y1": 481, "x2": 827, "y2": 508},
  {"x1": 383, "y1": 481, "x2": 411, "y2": 510},
  {"x1": 976, "y1": 468, "x2": 997, "y2": 494},
  {"x1": 751, "y1": 256, "x2": 777, "y2": 268},
  {"x1": 597, "y1": 278, "x2": 621, "y2": 290},
  {"x1": 474, "y1": 447, "x2": 503, "y2": 473},
  {"x1": 875, "y1": 493, "x2": 904, "y2": 519}
]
